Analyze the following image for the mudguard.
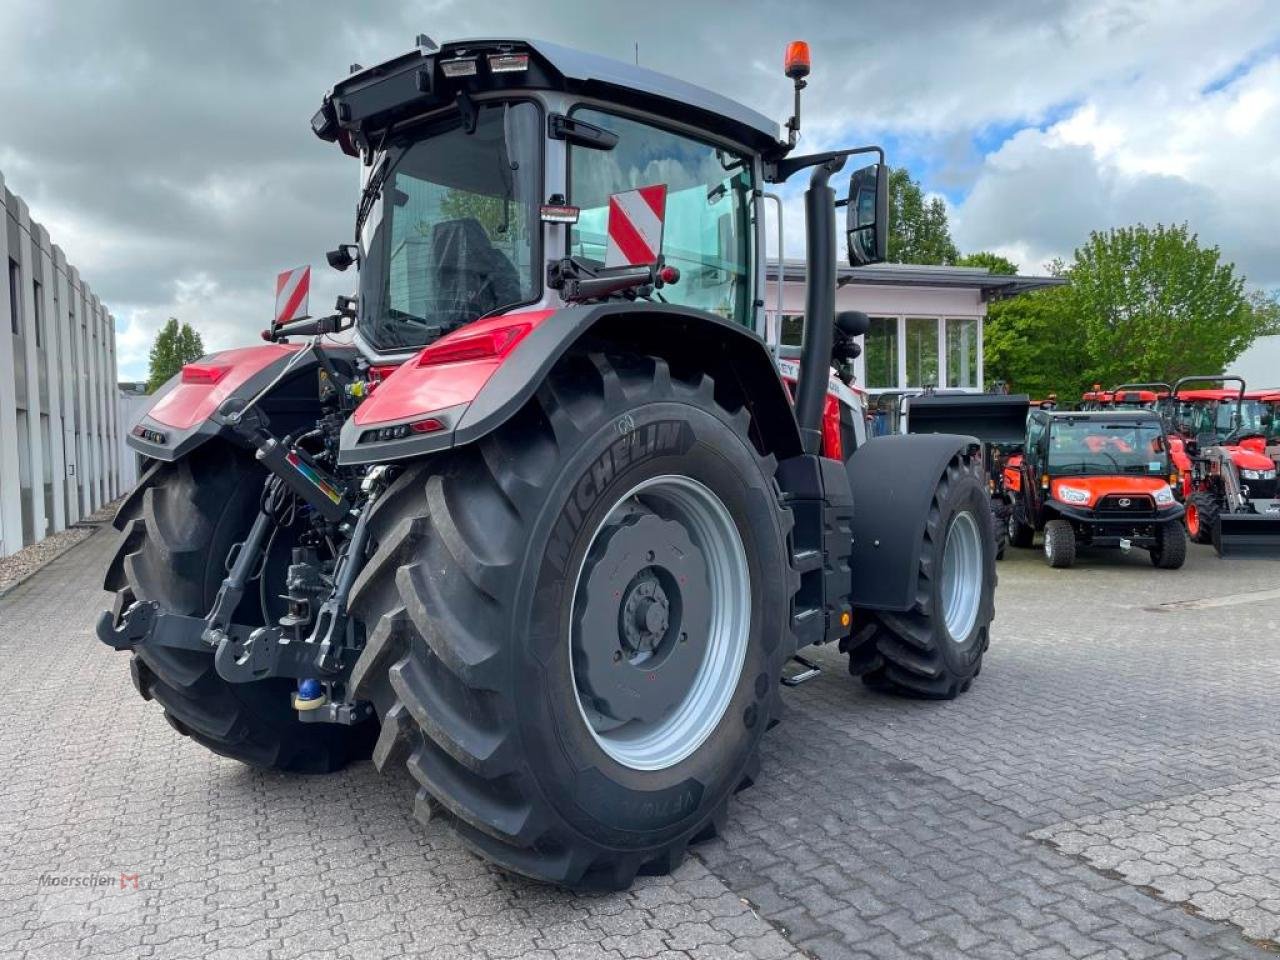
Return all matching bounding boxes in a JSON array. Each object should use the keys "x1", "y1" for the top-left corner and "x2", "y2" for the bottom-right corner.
[
  {"x1": 846, "y1": 433, "x2": 981, "y2": 612},
  {"x1": 124, "y1": 344, "x2": 357, "y2": 462},
  {"x1": 339, "y1": 302, "x2": 800, "y2": 465}
]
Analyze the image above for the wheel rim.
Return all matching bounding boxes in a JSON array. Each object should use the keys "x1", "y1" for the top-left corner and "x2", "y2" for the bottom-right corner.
[
  {"x1": 570, "y1": 475, "x2": 750, "y2": 772},
  {"x1": 1186, "y1": 503, "x2": 1199, "y2": 536},
  {"x1": 1043, "y1": 528, "x2": 1053, "y2": 559},
  {"x1": 940, "y1": 510, "x2": 983, "y2": 643}
]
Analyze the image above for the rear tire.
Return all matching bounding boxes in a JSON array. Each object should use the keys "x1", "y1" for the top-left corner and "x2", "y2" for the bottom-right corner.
[
  {"x1": 842, "y1": 449, "x2": 996, "y2": 699},
  {"x1": 1185, "y1": 492, "x2": 1218, "y2": 544},
  {"x1": 346, "y1": 351, "x2": 794, "y2": 888},
  {"x1": 1043, "y1": 518, "x2": 1076, "y2": 568},
  {"x1": 991, "y1": 499, "x2": 1010, "y2": 561},
  {"x1": 103, "y1": 442, "x2": 375, "y2": 773},
  {"x1": 1149, "y1": 520, "x2": 1187, "y2": 569}
]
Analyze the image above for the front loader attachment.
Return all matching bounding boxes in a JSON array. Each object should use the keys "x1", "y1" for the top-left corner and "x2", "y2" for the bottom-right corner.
[
  {"x1": 903, "y1": 393, "x2": 1031, "y2": 446},
  {"x1": 1213, "y1": 508, "x2": 1280, "y2": 557}
]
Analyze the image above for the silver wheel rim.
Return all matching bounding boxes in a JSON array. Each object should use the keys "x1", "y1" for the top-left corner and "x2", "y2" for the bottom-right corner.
[
  {"x1": 1043, "y1": 529, "x2": 1053, "y2": 559},
  {"x1": 941, "y1": 511, "x2": 983, "y2": 643},
  {"x1": 569, "y1": 475, "x2": 750, "y2": 772}
]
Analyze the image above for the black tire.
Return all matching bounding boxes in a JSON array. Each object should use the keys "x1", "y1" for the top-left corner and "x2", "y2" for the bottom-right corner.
[
  {"x1": 1007, "y1": 504, "x2": 1035, "y2": 548},
  {"x1": 103, "y1": 441, "x2": 376, "y2": 773},
  {"x1": 1149, "y1": 520, "x2": 1187, "y2": 569},
  {"x1": 1186, "y1": 492, "x2": 1218, "y2": 544},
  {"x1": 841, "y1": 449, "x2": 996, "y2": 699},
  {"x1": 1043, "y1": 518, "x2": 1076, "y2": 568},
  {"x1": 346, "y1": 351, "x2": 795, "y2": 889},
  {"x1": 991, "y1": 499, "x2": 1010, "y2": 561}
]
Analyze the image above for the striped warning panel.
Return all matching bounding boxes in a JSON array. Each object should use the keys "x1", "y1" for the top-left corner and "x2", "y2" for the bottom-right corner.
[
  {"x1": 605, "y1": 184, "x2": 667, "y2": 267},
  {"x1": 275, "y1": 265, "x2": 311, "y2": 327}
]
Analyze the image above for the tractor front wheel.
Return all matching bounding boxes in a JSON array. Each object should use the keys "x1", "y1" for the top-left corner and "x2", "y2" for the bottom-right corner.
[
  {"x1": 843, "y1": 448, "x2": 996, "y2": 699},
  {"x1": 1043, "y1": 518, "x2": 1076, "y2": 568},
  {"x1": 1185, "y1": 493, "x2": 1218, "y2": 544},
  {"x1": 1007, "y1": 506, "x2": 1035, "y2": 548},
  {"x1": 347, "y1": 351, "x2": 794, "y2": 888}
]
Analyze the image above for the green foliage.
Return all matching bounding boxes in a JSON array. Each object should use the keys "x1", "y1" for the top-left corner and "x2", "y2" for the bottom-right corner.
[
  {"x1": 1247, "y1": 289, "x2": 1280, "y2": 336},
  {"x1": 956, "y1": 251, "x2": 1019, "y2": 275},
  {"x1": 1070, "y1": 223, "x2": 1261, "y2": 387},
  {"x1": 147, "y1": 318, "x2": 205, "y2": 393},
  {"x1": 984, "y1": 286, "x2": 1087, "y2": 400},
  {"x1": 983, "y1": 223, "x2": 1269, "y2": 399},
  {"x1": 436, "y1": 190, "x2": 515, "y2": 240},
  {"x1": 887, "y1": 167, "x2": 958, "y2": 266}
]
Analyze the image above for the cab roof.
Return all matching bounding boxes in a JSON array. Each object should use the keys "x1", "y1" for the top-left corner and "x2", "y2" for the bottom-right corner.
[
  {"x1": 315, "y1": 37, "x2": 782, "y2": 156},
  {"x1": 1174, "y1": 388, "x2": 1246, "y2": 401},
  {"x1": 1041, "y1": 409, "x2": 1163, "y2": 423}
]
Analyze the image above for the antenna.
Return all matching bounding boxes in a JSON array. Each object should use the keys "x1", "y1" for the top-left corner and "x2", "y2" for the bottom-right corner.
[{"x1": 634, "y1": 42, "x2": 639, "y2": 65}]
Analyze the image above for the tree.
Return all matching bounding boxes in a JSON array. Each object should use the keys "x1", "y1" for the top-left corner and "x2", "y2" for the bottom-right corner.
[
  {"x1": 1246, "y1": 288, "x2": 1280, "y2": 336},
  {"x1": 984, "y1": 285, "x2": 1088, "y2": 399},
  {"x1": 147, "y1": 318, "x2": 206, "y2": 393},
  {"x1": 957, "y1": 251, "x2": 1019, "y2": 276},
  {"x1": 1069, "y1": 223, "x2": 1263, "y2": 387},
  {"x1": 887, "y1": 167, "x2": 958, "y2": 266}
]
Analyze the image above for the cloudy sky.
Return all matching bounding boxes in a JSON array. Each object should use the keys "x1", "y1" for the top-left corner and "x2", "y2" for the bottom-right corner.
[{"x1": 2, "y1": 0, "x2": 1277, "y2": 379}]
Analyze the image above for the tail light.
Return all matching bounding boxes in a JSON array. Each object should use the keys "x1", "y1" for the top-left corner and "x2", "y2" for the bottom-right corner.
[
  {"x1": 417, "y1": 323, "x2": 532, "y2": 367},
  {"x1": 181, "y1": 363, "x2": 231, "y2": 385}
]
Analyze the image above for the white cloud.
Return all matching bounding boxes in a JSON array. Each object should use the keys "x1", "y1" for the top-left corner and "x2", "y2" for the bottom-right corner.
[{"x1": 953, "y1": 53, "x2": 1280, "y2": 285}]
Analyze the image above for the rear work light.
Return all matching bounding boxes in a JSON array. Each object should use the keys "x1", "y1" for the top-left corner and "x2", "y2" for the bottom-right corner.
[
  {"x1": 181, "y1": 363, "x2": 231, "y2": 385},
  {"x1": 488, "y1": 52, "x2": 529, "y2": 73},
  {"x1": 417, "y1": 323, "x2": 532, "y2": 366},
  {"x1": 441, "y1": 57, "x2": 478, "y2": 78}
]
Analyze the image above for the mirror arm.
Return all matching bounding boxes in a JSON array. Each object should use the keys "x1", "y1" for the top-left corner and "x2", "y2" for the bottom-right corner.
[{"x1": 770, "y1": 145, "x2": 884, "y2": 184}]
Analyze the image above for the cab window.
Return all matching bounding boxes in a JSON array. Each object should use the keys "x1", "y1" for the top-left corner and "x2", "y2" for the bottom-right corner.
[{"x1": 568, "y1": 107, "x2": 755, "y2": 326}]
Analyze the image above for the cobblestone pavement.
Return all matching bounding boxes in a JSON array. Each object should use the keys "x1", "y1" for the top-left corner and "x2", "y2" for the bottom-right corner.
[{"x1": 1, "y1": 528, "x2": 1276, "y2": 959}]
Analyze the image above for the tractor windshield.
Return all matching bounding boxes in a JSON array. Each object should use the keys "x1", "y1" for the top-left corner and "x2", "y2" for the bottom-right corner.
[
  {"x1": 1046, "y1": 420, "x2": 1169, "y2": 477},
  {"x1": 357, "y1": 101, "x2": 541, "y2": 352},
  {"x1": 1182, "y1": 398, "x2": 1268, "y2": 441}
]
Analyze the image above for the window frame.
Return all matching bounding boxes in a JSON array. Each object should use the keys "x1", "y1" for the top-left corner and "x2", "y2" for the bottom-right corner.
[
  {"x1": 8, "y1": 258, "x2": 21, "y2": 337},
  {"x1": 358, "y1": 96, "x2": 547, "y2": 354},
  {"x1": 565, "y1": 101, "x2": 758, "y2": 328}
]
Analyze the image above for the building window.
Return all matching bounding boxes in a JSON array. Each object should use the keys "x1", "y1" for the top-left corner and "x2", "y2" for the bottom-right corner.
[
  {"x1": 32, "y1": 278, "x2": 42, "y2": 348},
  {"x1": 864, "y1": 316, "x2": 899, "y2": 388},
  {"x1": 905, "y1": 317, "x2": 939, "y2": 388},
  {"x1": 780, "y1": 313, "x2": 804, "y2": 347},
  {"x1": 946, "y1": 317, "x2": 979, "y2": 389},
  {"x1": 7, "y1": 259, "x2": 20, "y2": 336}
]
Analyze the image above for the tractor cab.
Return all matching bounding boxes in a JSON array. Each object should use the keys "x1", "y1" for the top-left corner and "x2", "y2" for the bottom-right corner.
[{"x1": 1004, "y1": 409, "x2": 1185, "y2": 568}]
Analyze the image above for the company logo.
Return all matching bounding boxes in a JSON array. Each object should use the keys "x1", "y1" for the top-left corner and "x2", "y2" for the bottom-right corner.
[{"x1": 1117, "y1": 498, "x2": 1131, "y2": 507}]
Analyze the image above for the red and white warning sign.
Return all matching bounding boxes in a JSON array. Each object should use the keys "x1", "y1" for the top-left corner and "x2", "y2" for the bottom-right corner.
[
  {"x1": 605, "y1": 184, "x2": 667, "y2": 268},
  {"x1": 274, "y1": 265, "x2": 311, "y2": 327}
]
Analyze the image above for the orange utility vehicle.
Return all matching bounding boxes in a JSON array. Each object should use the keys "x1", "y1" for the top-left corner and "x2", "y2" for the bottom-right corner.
[{"x1": 1003, "y1": 408, "x2": 1185, "y2": 568}]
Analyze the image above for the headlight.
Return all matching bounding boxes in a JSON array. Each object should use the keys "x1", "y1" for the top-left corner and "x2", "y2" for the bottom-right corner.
[
  {"x1": 1153, "y1": 485, "x2": 1175, "y2": 505},
  {"x1": 1241, "y1": 468, "x2": 1276, "y2": 480},
  {"x1": 1057, "y1": 485, "x2": 1090, "y2": 504}
]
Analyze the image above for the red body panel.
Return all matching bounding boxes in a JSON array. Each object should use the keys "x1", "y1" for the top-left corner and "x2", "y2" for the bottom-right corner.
[
  {"x1": 1003, "y1": 453, "x2": 1023, "y2": 492},
  {"x1": 352, "y1": 309, "x2": 556, "y2": 427},
  {"x1": 148, "y1": 344, "x2": 302, "y2": 430},
  {"x1": 1226, "y1": 445, "x2": 1274, "y2": 471},
  {"x1": 1049, "y1": 475, "x2": 1170, "y2": 507}
]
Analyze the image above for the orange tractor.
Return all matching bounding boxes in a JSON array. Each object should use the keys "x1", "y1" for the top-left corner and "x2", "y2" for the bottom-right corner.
[{"x1": 1159, "y1": 376, "x2": 1280, "y2": 554}]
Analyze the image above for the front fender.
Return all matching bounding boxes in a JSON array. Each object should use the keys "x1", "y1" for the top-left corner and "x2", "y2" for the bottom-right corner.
[{"x1": 846, "y1": 433, "x2": 982, "y2": 612}]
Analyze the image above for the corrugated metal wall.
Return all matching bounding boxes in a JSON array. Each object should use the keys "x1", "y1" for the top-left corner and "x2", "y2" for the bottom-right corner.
[{"x1": 0, "y1": 168, "x2": 122, "y2": 557}]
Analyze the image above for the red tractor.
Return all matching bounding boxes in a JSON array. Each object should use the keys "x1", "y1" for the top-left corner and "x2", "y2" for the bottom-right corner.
[
  {"x1": 1159, "y1": 376, "x2": 1280, "y2": 554},
  {"x1": 97, "y1": 38, "x2": 999, "y2": 887}
]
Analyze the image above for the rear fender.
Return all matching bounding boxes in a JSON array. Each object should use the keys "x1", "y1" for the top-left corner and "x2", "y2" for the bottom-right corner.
[
  {"x1": 126, "y1": 344, "x2": 356, "y2": 462},
  {"x1": 847, "y1": 433, "x2": 982, "y2": 612},
  {"x1": 339, "y1": 303, "x2": 801, "y2": 465}
]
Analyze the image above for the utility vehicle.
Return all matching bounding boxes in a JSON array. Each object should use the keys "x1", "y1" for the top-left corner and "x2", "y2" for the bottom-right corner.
[
  {"x1": 98, "y1": 37, "x2": 997, "y2": 888},
  {"x1": 1002, "y1": 409, "x2": 1186, "y2": 568}
]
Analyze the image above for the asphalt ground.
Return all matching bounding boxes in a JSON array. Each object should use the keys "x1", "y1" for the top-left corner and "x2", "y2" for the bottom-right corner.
[{"x1": 1, "y1": 526, "x2": 1277, "y2": 959}]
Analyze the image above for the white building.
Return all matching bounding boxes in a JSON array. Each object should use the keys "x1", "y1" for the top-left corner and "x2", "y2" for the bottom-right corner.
[
  {"x1": 764, "y1": 261, "x2": 1063, "y2": 395},
  {"x1": 1, "y1": 169, "x2": 123, "y2": 556}
]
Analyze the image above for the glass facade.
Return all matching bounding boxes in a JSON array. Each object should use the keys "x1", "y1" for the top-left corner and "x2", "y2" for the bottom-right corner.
[
  {"x1": 946, "y1": 317, "x2": 979, "y2": 388},
  {"x1": 864, "y1": 316, "x2": 899, "y2": 389},
  {"x1": 905, "y1": 317, "x2": 939, "y2": 388}
]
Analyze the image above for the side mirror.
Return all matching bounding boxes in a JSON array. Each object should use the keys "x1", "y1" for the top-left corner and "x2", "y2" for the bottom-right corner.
[{"x1": 846, "y1": 163, "x2": 888, "y2": 266}]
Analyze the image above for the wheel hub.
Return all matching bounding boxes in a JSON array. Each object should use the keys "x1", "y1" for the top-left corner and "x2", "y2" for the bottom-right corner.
[{"x1": 575, "y1": 513, "x2": 709, "y2": 728}]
